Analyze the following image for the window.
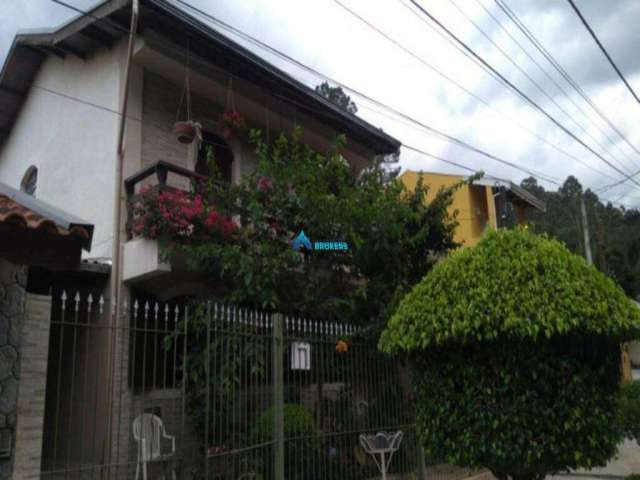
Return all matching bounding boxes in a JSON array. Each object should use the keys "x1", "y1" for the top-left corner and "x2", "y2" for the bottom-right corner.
[
  {"x1": 21, "y1": 166, "x2": 38, "y2": 196},
  {"x1": 196, "y1": 132, "x2": 233, "y2": 183}
]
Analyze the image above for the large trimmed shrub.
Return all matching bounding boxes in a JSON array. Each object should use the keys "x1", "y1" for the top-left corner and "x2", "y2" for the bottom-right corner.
[{"x1": 380, "y1": 228, "x2": 640, "y2": 480}]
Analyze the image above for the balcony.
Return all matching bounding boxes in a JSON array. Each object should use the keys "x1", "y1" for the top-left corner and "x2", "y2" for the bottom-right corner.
[{"x1": 122, "y1": 161, "x2": 208, "y2": 290}]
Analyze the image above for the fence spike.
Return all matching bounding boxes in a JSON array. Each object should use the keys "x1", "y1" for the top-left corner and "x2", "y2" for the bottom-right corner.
[
  {"x1": 174, "y1": 305, "x2": 180, "y2": 324},
  {"x1": 74, "y1": 291, "x2": 80, "y2": 312},
  {"x1": 164, "y1": 304, "x2": 169, "y2": 323},
  {"x1": 133, "y1": 299, "x2": 139, "y2": 318},
  {"x1": 87, "y1": 293, "x2": 94, "y2": 313},
  {"x1": 144, "y1": 301, "x2": 150, "y2": 319},
  {"x1": 122, "y1": 298, "x2": 128, "y2": 316},
  {"x1": 154, "y1": 302, "x2": 159, "y2": 320},
  {"x1": 99, "y1": 295, "x2": 105, "y2": 315}
]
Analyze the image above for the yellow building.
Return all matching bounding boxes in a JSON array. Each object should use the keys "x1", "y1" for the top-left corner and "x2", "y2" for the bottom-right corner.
[{"x1": 400, "y1": 171, "x2": 545, "y2": 247}]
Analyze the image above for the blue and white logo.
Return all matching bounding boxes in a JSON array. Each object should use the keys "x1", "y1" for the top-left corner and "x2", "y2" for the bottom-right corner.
[
  {"x1": 292, "y1": 230, "x2": 313, "y2": 251},
  {"x1": 292, "y1": 230, "x2": 349, "y2": 252}
]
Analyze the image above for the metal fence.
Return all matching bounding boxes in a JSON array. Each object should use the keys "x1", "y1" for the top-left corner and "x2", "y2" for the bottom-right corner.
[{"x1": 39, "y1": 292, "x2": 471, "y2": 480}]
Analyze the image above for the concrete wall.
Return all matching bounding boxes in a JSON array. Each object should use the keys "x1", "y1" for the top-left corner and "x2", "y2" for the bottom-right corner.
[
  {"x1": 0, "y1": 44, "x2": 125, "y2": 259},
  {"x1": 400, "y1": 171, "x2": 496, "y2": 248},
  {"x1": 0, "y1": 259, "x2": 27, "y2": 479}
]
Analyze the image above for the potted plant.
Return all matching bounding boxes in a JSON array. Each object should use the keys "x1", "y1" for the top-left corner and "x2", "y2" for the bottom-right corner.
[
  {"x1": 218, "y1": 109, "x2": 246, "y2": 139},
  {"x1": 173, "y1": 120, "x2": 202, "y2": 144}
]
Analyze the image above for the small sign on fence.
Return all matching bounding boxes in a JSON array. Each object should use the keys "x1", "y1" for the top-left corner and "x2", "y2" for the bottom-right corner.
[{"x1": 290, "y1": 341, "x2": 311, "y2": 370}]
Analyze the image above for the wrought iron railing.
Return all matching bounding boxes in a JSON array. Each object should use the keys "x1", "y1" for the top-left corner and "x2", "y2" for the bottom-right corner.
[{"x1": 39, "y1": 292, "x2": 474, "y2": 480}]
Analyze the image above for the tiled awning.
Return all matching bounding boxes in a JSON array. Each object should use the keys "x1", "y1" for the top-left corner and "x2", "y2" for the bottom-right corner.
[
  {"x1": 0, "y1": 182, "x2": 94, "y2": 268},
  {"x1": 0, "y1": 182, "x2": 93, "y2": 249}
]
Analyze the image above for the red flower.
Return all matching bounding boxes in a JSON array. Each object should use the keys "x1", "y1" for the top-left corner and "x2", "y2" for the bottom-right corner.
[{"x1": 257, "y1": 176, "x2": 273, "y2": 192}]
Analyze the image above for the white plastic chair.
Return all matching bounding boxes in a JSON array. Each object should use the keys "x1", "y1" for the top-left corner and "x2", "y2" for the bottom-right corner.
[{"x1": 133, "y1": 413, "x2": 177, "y2": 480}]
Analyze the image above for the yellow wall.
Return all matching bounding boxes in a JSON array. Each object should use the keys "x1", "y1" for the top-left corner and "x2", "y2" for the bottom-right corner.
[{"x1": 400, "y1": 171, "x2": 498, "y2": 247}]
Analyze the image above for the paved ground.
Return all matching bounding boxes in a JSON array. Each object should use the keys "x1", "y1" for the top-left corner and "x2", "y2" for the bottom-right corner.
[{"x1": 550, "y1": 439, "x2": 640, "y2": 480}]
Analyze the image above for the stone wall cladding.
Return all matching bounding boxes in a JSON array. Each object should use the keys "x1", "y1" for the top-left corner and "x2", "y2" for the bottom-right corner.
[{"x1": 0, "y1": 259, "x2": 27, "y2": 479}]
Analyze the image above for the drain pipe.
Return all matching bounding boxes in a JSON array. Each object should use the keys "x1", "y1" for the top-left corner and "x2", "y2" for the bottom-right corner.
[{"x1": 105, "y1": 0, "x2": 139, "y2": 466}]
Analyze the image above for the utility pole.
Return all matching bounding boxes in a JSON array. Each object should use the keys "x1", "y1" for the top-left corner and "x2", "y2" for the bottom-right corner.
[{"x1": 580, "y1": 195, "x2": 593, "y2": 265}]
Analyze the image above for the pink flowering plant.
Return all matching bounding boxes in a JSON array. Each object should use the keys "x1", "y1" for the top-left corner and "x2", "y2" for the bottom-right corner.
[
  {"x1": 218, "y1": 109, "x2": 246, "y2": 139},
  {"x1": 130, "y1": 186, "x2": 236, "y2": 245}
]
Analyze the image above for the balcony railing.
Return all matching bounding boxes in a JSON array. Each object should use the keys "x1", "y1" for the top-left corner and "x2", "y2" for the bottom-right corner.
[{"x1": 124, "y1": 160, "x2": 208, "y2": 240}]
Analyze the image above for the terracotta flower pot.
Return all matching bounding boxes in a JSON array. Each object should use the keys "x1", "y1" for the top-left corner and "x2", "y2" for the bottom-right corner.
[{"x1": 174, "y1": 120, "x2": 200, "y2": 144}]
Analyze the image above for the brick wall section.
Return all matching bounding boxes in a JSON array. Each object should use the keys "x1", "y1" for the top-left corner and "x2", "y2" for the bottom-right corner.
[
  {"x1": 141, "y1": 71, "x2": 190, "y2": 171},
  {"x1": 141, "y1": 71, "x2": 257, "y2": 185},
  {"x1": 0, "y1": 259, "x2": 27, "y2": 479},
  {"x1": 13, "y1": 293, "x2": 52, "y2": 480}
]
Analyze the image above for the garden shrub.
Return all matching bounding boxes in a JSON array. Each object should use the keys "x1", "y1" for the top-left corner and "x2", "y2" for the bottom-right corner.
[
  {"x1": 619, "y1": 380, "x2": 640, "y2": 445},
  {"x1": 380, "y1": 228, "x2": 640, "y2": 480},
  {"x1": 250, "y1": 404, "x2": 320, "y2": 479}
]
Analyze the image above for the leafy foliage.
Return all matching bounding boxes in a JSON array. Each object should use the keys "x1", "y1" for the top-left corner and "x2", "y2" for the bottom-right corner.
[
  {"x1": 315, "y1": 81, "x2": 358, "y2": 114},
  {"x1": 250, "y1": 404, "x2": 320, "y2": 479},
  {"x1": 412, "y1": 336, "x2": 623, "y2": 480},
  {"x1": 520, "y1": 176, "x2": 640, "y2": 300},
  {"x1": 178, "y1": 127, "x2": 460, "y2": 329},
  {"x1": 380, "y1": 228, "x2": 640, "y2": 353},
  {"x1": 380, "y1": 228, "x2": 640, "y2": 480},
  {"x1": 618, "y1": 380, "x2": 640, "y2": 445},
  {"x1": 129, "y1": 186, "x2": 236, "y2": 242},
  {"x1": 250, "y1": 404, "x2": 318, "y2": 443}
]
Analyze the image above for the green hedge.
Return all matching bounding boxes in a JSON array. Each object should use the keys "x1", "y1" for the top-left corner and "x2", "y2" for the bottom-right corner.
[
  {"x1": 250, "y1": 404, "x2": 320, "y2": 479},
  {"x1": 412, "y1": 336, "x2": 622, "y2": 478},
  {"x1": 379, "y1": 229, "x2": 640, "y2": 480},
  {"x1": 380, "y1": 228, "x2": 640, "y2": 353}
]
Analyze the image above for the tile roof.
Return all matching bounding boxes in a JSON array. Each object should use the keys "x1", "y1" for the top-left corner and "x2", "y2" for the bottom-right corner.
[
  {"x1": 0, "y1": 182, "x2": 93, "y2": 250},
  {"x1": 0, "y1": 194, "x2": 91, "y2": 241}
]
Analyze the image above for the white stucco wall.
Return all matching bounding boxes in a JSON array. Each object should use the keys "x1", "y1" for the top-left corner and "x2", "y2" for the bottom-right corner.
[{"x1": 0, "y1": 44, "x2": 124, "y2": 259}]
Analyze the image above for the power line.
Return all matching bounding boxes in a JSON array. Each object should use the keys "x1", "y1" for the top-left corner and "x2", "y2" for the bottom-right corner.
[
  {"x1": 493, "y1": 0, "x2": 640, "y2": 186},
  {"x1": 46, "y1": 0, "x2": 639, "y2": 207},
  {"x1": 172, "y1": 0, "x2": 568, "y2": 184},
  {"x1": 405, "y1": 0, "x2": 640, "y2": 190},
  {"x1": 474, "y1": 0, "x2": 640, "y2": 172},
  {"x1": 450, "y1": 0, "x2": 640, "y2": 176},
  {"x1": 398, "y1": 0, "x2": 640, "y2": 190},
  {"x1": 565, "y1": 0, "x2": 640, "y2": 106},
  {"x1": 333, "y1": 0, "x2": 616, "y2": 183}
]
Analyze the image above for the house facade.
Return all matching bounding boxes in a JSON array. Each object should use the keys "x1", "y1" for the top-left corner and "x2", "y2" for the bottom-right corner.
[
  {"x1": 0, "y1": 1, "x2": 401, "y2": 478},
  {"x1": 400, "y1": 171, "x2": 545, "y2": 247}
]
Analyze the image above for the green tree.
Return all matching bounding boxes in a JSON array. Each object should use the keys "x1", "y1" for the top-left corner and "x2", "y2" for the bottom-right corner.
[
  {"x1": 180, "y1": 127, "x2": 460, "y2": 326},
  {"x1": 315, "y1": 81, "x2": 358, "y2": 114},
  {"x1": 520, "y1": 176, "x2": 640, "y2": 299},
  {"x1": 380, "y1": 228, "x2": 640, "y2": 480}
]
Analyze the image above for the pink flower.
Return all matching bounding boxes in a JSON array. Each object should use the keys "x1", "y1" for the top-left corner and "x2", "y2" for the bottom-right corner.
[{"x1": 257, "y1": 176, "x2": 273, "y2": 192}]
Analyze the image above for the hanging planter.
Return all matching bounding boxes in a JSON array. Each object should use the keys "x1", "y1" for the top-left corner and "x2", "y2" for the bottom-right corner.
[
  {"x1": 174, "y1": 41, "x2": 200, "y2": 145},
  {"x1": 174, "y1": 120, "x2": 201, "y2": 144},
  {"x1": 217, "y1": 78, "x2": 246, "y2": 140},
  {"x1": 218, "y1": 110, "x2": 246, "y2": 140}
]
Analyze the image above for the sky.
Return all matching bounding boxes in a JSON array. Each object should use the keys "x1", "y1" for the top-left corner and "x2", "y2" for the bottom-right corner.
[{"x1": 2, "y1": 0, "x2": 640, "y2": 208}]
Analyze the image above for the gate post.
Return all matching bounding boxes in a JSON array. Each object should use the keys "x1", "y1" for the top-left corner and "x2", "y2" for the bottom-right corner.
[{"x1": 272, "y1": 313, "x2": 284, "y2": 480}]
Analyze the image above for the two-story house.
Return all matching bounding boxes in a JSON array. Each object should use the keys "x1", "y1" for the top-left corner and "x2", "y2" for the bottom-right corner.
[{"x1": 0, "y1": 1, "x2": 400, "y2": 477}]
